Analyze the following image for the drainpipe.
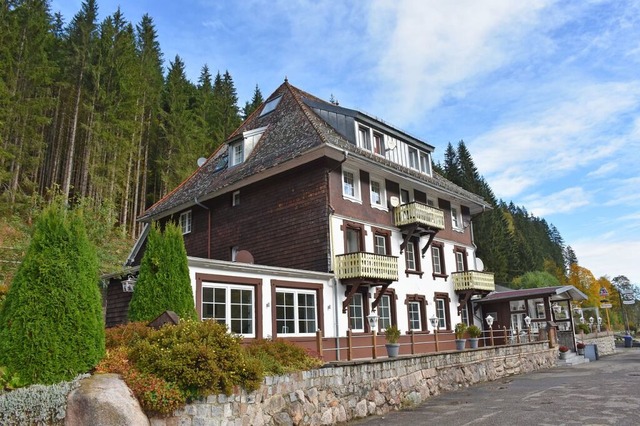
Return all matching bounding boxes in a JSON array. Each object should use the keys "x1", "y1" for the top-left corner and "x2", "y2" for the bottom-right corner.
[
  {"x1": 332, "y1": 277, "x2": 341, "y2": 361},
  {"x1": 194, "y1": 197, "x2": 211, "y2": 259}
]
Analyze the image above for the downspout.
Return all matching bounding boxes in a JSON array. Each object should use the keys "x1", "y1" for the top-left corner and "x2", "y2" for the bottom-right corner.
[
  {"x1": 194, "y1": 197, "x2": 211, "y2": 259},
  {"x1": 332, "y1": 277, "x2": 341, "y2": 361}
]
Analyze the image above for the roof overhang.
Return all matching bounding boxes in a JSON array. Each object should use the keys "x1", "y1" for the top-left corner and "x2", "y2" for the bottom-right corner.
[{"x1": 476, "y1": 285, "x2": 588, "y2": 303}]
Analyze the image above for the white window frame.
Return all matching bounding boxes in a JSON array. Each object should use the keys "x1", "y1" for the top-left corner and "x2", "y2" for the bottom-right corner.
[
  {"x1": 408, "y1": 301, "x2": 422, "y2": 331},
  {"x1": 432, "y1": 246, "x2": 442, "y2": 274},
  {"x1": 342, "y1": 167, "x2": 361, "y2": 202},
  {"x1": 419, "y1": 152, "x2": 431, "y2": 175},
  {"x1": 378, "y1": 295, "x2": 392, "y2": 330},
  {"x1": 369, "y1": 176, "x2": 386, "y2": 209},
  {"x1": 230, "y1": 141, "x2": 244, "y2": 166},
  {"x1": 435, "y1": 298, "x2": 446, "y2": 329},
  {"x1": 405, "y1": 242, "x2": 416, "y2": 271},
  {"x1": 400, "y1": 188, "x2": 411, "y2": 204},
  {"x1": 358, "y1": 125, "x2": 371, "y2": 151},
  {"x1": 180, "y1": 210, "x2": 192, "y2": 234},
  {"x1": 451, "y1": 205, "x2": 462, "y2": 230},
  {"x1": 349, "y1": 293, "x2": 364, "y2": 331},
  {"x1": 374, "y1": 234, "x2": 387, "y2": 255},
  {"x1": 373, "y1": 132, "x2": 385, "y2": 156},
  {"x1": 456, "y1": 251, "x2": 465, "y2": 272},
  {"x1": 232, "y1": 190, "x2": 240, "y2": 206},
  {"x1": 408, "y1": 147, "x2": 419, "y2": 170},
  {"x1": 461, "y1": 307, "x2": 469, "y2": 325},
  {"x1": 201, "y1": 283, "x2": 255, "y2": 337},
  {"x1": 275, "y1": 288, "x2": 317, "y2": 336}
]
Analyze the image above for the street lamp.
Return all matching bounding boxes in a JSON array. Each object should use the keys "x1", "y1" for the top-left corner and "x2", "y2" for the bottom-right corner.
[
  {"x1": 524, "y1": 315, "x2": 532, "y2": 342},
  {"x1": 485, "y1": 315, "x2": 494, "y2": 346},
  {"x1": 589, "y1": 316, "x2": 594, "y2": 333},
  {"x1": 597, "y1": 317, "x2": 602, "y2": 333},
  {"x1": 552, "y1": 303, "x2": 561, "y2": 316},
  {"x1": 430, "y1": 315, "x2": 439, "y2": 352}
]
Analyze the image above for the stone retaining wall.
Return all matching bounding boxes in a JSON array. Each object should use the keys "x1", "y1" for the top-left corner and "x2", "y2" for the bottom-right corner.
[
  {"x1": 150, "y1": 342, "x2": 556, "y2": 426},
  {"x1": 580, "y1": 332, "x2": 616, "y2": 356}
]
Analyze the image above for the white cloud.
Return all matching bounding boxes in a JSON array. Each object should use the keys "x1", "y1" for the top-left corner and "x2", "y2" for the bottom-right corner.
[
  {"x1": 524, "y1": 187, "x2": 591, "y2": 216},
  {"x1": 572, "y1": 238, "x2": 640, "y2": 285}
]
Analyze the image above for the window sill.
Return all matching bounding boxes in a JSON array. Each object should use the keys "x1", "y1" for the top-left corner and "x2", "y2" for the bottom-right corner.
[
  {"x1": 371, "y1": 204, "x2": 388, "y2": 212},
  {"x1": 405, "y1": 270, "x2": 424, "y2": 278},
  {"x1": 432, "y1": 273, "x2": 448, "y2": 280},
  {"x1": 452, "y1": 227, "x2": 465, "y2": 233},
  {"x1": 342, "y1": 195, "x2": 362, "y2": 204}
]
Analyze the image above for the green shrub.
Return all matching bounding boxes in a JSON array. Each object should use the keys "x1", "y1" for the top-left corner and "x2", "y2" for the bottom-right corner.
[
  {"x1": 128, "y1": 222, "x2": 197, "y2": 322},
  {"x1": 467, "y1": 324, "x2": 482, "y2": 338},
  {"x1": 0, "y1": 204, "x2": 104, "y2": 386},
  {"x1": 455, "y1": 323, "x2": 467, "y2": 339},
  {"x1": 105, "y1": 322, "x2": 154, "y2": 349},
  {"x1": 245, "y1": 339, "x2": 323, "y2": 376},
  {"x1": 128, "y1": 320, "x2": 262, "y2": 398},
  {"x1": 576, "y1": 323, "x2": 590, "y2": 334}
]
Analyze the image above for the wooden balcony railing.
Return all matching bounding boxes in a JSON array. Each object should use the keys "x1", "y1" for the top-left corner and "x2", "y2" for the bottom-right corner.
[
  {"x1": 452, "y1": 270, "x2": 495, "y2": 292},
  {"x1": 334, "y1": 252, "x2": 398, "y2": 281},
  {"x1": 393, "y1": 202, "x2": 445, "y2": 229}
]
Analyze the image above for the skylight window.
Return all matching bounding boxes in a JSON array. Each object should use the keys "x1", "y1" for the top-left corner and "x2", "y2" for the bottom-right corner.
[{"x1": 259, "y1": 95, "x2": 282, "y2": 117}]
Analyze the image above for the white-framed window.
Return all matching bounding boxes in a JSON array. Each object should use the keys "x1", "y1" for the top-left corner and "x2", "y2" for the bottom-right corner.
[
  {"x1": 408, "y1": 301, "x2": 421, "y2": 331},
  {"x1": 232, "y1": 190, "x2": 240, "y2": 206},
  {"x1": 408, "y1": 147, "x2": 419, "y2": 170},
  {"x1": 374, "y1": 234, "x2": 387, "y2": 255},
  {"x1": 456, "y1": 251, "x2": 465, "y2": 272},
  {"x1": 419, "y1": 152, "x2": 431, "y2": 175},
  {"x1": 369, "y1": 177, "x2": 386, "y2": 209},
  {"x1": 180, "y1": 210, "x2": 192, "y2": 234},
  {"x1": 275, "y1": 289, "x2": 317, "y2": 335},
  {"x1": 230, "y1": 141, "x2": 244, "y2": 166},
  {"x1": 349, "y1": 293, "x2": 364, "y2": 331},
  {"x1": 435, "y1": 298, "x2": 447, "y2": 329},
  {"x1": 373, "y1": 132, "x2": 384, "y2": 155},
  {"x1": 358, "y1": 125, "x2": 371, "y2": 151},
  {"x1": 201, "y1": 283, "x2": 254, "y2": 337},
  {"x1": 461, "y1": 307, "x2": 469, "y2": 325},
  {"x1": 405, "y1": 242, "x2": 416, "y2": 271},
  {"x1": 432, "y1": 246, "x2": 442, "y2": 274},
  {"x1": 451, "y1": 205, "x2": 462, "y2": 230},
  {"x1": 342, "y1": 167, "x2": 360, "y2": 201},
  {"x1": 378, "y1": 295, "x2": 391, "y2": 330},
  {"x1": 400, "y1": 188, "x2": 411, "y2": 204}
]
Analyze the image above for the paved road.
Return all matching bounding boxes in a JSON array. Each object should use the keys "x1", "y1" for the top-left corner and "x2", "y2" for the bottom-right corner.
[{"x1": 351, "y1": 348, "x2": 640, "y2": 426}]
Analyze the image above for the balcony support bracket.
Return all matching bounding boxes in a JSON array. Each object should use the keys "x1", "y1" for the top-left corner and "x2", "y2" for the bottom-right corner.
[
  {"x1": 421, "y1": 230, "x2": 437, "y2": 257},
  {"x1": 457, "y1": 290, "x2": 474, "y2": 314},
  {"x1": 399, "y1": 224, "x2": 419, "y2": 254},
  {"x1": 342, "y1": 283, "x2": 363, "y2": 313},
  {"x1": 371, "y1": 283, "x2": 391, "y2": 311}
]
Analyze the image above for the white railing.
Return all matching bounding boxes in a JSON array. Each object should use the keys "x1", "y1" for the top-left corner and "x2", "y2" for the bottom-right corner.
[
  {"x1": 452, "y1": 270, "x2": 495, "y2": 291},
  {"x1": 393, "y1": 202, "x2": 445, "y2": 229},
  {"x1": 334, "y1": 252, "x2": 398, "y2": 281}
]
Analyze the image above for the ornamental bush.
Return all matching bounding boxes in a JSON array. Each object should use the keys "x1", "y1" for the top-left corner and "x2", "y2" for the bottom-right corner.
[
  {"x1": 0, "y1": 204, "x2": 104, "y2": 386},
  {"x1": 128, "y1": 222, "x2": 197, "y2": 322}
]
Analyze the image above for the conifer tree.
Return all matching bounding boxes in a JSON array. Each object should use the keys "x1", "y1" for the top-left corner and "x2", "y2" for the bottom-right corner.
[
  {"x1": 242, "y1": 84, "x2": 264, "y2": 119},
  {"x1": 0, "y1": 203, "x2": 104, "y2": 385},
  {"x1": 128, "y1": 222, "x2": 197, "y2": 322}
]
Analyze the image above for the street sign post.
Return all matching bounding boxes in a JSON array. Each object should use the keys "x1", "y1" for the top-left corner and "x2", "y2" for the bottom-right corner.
[{"x1": 600, "y1": 303, "x2": 613, "y2": 309}]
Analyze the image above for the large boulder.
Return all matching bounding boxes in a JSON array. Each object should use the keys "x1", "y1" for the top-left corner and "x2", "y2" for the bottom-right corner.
[{"x1": 65, "y1": 374, "x2": 149, "y2": 426}]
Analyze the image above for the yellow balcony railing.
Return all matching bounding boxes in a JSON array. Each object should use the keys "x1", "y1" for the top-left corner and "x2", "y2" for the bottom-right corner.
[
  {"x1": 334, "y1": 252, "x2": 398, "y2": 281},
  {"x1": 452, "y1": 271, "x2": 495, "y2": 292},
  {"x1": 393, "y1": 202, "x2": 445, "y2": 229}
]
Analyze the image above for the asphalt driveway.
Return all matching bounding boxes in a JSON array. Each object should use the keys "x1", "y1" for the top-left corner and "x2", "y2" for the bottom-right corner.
[{"x1": 350, "y1": 348, "x2": 640, "y2": 426}]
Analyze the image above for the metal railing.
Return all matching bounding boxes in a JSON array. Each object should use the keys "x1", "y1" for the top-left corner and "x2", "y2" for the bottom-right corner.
[
  {"x1": 393, "y1": 202, "x2": 445, "y2": 229},
  {"x1": 452, "y1": 270, "x2": 495, "y2": 292},
  {"x1": 334, "y1": 252, "x2": 398, "y2": 281}
]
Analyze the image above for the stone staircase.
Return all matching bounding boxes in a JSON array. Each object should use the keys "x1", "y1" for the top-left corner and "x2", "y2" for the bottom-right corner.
[{"x1": 557, "y1": 351, "x2": 589, "y2": 366}]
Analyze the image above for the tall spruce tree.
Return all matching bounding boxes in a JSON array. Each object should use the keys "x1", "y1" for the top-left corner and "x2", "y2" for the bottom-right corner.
[
  {"x1": 242, "y1": 84, "x2": 264, "y2": 119},
  {"x1": 0, "y1": 203, "x2": 104, "y2": 385},
  {"x1": 128, "y1": 222, "x2": 197, "y2": 322}
]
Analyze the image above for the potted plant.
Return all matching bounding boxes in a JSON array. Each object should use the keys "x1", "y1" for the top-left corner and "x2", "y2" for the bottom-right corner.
[
  {"x1": 558, "y1": 345, "x2": 569, "y2": 359},
  {"x1": 576, "y1": 342, "x2": 585, "y2": 355},
  {"x1": 467, "y1": 324, "x2": 482, "y2": 349},
  {"x1": 384, "y1": 325, "x2": 401, "y2": 357},
  {"x1": 455, "y1": 323, "x2": 467, "y2": 351}
]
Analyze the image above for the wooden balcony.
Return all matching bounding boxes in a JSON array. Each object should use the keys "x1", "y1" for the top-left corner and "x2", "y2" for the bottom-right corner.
[
  {"x1": 452, "y1": 271, "x2": 495, "y2": 292},
  {"x1": 334, "y1": 252, "x2": 398, "y2": 281},
  {"x1": 393, "y1": 202, "x2": 445, "y2": 230}
]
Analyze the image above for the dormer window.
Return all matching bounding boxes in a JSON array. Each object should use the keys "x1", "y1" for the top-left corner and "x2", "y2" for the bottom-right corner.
[
  {"x1": 230, "y1": 141, "x2": 244, "y2": 166},
  {"x1": 260, "y1": 95, "x2": 282, "y2": 117},
  {"x1": 408, "y1": 147, "x2": 419, "y2": 170},
  {"x1": 373, "y1": 132, "x2": 384, "y2": 155},
  {"x1": 419, "y1": 152, "x2": 431, "y2": 175},
  {"x1": 358, "y1": 125, "x2": 371, "y2": 151}
]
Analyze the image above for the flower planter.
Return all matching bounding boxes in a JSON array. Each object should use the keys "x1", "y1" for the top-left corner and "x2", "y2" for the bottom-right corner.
[
  {"x1": 385, "y1": 343, "x2": 400, "y2": 358},
  {"x1": 559, "y1": 351, "x2": 568, "y2": 360},
  {"x1": 455, "y1": 339, "x2": 466, "y2": 351},
  {"x1": 469, "y1": 338, "x2": 479, "y2": 349}
]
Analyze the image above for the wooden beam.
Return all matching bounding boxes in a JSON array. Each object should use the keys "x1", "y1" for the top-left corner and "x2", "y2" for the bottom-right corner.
[
  {"x1": 371, "y1": 283, "x2": 391, "y2": 311},
  {"x1": 342, "y1": 283, "x2": 362, "y2": 313},
  {"x1": 399, "y1": 223, "x2": 419, "y2": 254},
  {"x1": 421, "y1": 230, "x2": 437, "y2": 257}
]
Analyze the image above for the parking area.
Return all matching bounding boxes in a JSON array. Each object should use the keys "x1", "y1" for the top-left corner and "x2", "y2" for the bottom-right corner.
[{"x1": 351, "y1": 348, "x2": 640, "y2": 426}]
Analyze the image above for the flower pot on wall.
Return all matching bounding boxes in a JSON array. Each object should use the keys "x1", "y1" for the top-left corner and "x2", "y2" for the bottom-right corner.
[
  {"x1": 455, "y1": 339, "x2": 466, "y2": 351},
  {"x1": 385, "y1": 343, "x2": 400, "y2": 358},
  {"x1": 559, "y1": 351, "x2": 567, "y2": 360},
  {"x1": 469, "y1": 338, "x2": 479, "y2": 349}
]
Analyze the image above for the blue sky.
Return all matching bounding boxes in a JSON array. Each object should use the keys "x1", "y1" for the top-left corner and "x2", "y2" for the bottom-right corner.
[{"x1": 52, "y1": 1, "x2": 640, "y2": 285}]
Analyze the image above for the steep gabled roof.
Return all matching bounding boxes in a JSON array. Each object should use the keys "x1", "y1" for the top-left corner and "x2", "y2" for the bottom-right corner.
[{"x1": 140, "y1": 80, "x2": 489, "y2": 221}]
